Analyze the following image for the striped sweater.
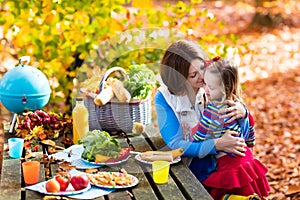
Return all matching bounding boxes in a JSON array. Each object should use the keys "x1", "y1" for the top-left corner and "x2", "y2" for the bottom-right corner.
[{"x1": 193, "y1": 102, "x2": 255, "y2": 147}]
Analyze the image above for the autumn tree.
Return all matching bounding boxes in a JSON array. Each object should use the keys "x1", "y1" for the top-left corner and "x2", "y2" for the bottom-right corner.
[
  {"x1": 0, "y1": 0, "x2": 238, "y2": 114},
  {"x1": 250, "y1": 0, "x2": 285, "y2": 27}
]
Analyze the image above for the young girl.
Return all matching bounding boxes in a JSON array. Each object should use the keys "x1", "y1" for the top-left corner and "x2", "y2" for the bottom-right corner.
[{"x1": 192, "y1": 57, "x2": 270, "y2": 200}]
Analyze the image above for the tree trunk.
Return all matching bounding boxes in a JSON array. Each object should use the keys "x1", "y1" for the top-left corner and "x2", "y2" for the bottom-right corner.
[{"x1": 250, "y1": 0, "x2": 284, "y2": 27}]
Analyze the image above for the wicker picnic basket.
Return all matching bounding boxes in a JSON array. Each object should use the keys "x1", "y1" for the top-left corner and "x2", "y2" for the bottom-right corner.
[{"x1": 85, "y1": 67, "x2": 152, "y2": 133}]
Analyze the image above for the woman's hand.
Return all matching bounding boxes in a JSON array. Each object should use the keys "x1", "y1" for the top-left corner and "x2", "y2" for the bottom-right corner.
[
  {"x1": 218, "y1": 94, "x2": 246, "y2": 123},
  {"x1": 214, "y1": 131, "x2": 246, "y2": 156}
]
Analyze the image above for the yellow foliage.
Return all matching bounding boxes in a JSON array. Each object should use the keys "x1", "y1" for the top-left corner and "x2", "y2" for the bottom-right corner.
[
  {"x1": 1, "y1": 0, "x2": 232, "y2": 114},
  {"x1": 108, "y1": 20, "x2": 123, "y2": 36},
  {"x1": 79, "y1": 52, "x2": 88, "y2": 60},
  {"x1": 132, "y1": 0, "x2": 153, "y2": 8},
  {"x1": 31, "y1": 126, "x2": 45, "y2": 139},
  {"x1": 74, "y1": 11, "x2": 90, "y2": 26},
  {"x1": 45, "y1": 12, "x2": 56, "y2": 24},
  {"x1": 175, "y1": 1, "x2": 187, "y2": 14},
  {"x1": 191, "y1": 0, "x2": 202, "y2": 4}
]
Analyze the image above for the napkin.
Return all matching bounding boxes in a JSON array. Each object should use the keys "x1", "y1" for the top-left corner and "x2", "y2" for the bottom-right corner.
[
  {"x1": 50, "y1": 145, "x2": 103, "y2": 169},
  {"x1": 66, "y1": 185, "x2": 114, "y2": 199},
  {"x1": 25, "y1": 169, "x2": 115, "y2": 199}
]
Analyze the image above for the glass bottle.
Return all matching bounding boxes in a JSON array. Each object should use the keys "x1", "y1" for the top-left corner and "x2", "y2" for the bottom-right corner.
[{"x1": 72, "y1": 97, "x2": 89, "y2": 144}]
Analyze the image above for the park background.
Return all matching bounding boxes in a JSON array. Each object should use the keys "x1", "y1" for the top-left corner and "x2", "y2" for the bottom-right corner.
[{"x1": 0, "y1": 0, "x2": 300, "y2": 199}]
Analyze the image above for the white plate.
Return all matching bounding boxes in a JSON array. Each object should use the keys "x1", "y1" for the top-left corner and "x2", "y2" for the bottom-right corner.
[
  {"x1": 135, "y1": 154, "x2": 181, "y2": 165},
  {"x1": 89, "y1": 172, "x2": 139, "y2": 189},
  {"x1": 25, "y1": 169, "x2": 91, "y2": 196},
  {"x1": 81, "y1": 154, "x2": 130, "y2": 166},
  {"x1": 71, "y1": 158, "x2": 103, "y2": 169},
  {"x1": 32, "y1": 182, "x2": 91, "y2": 196}
]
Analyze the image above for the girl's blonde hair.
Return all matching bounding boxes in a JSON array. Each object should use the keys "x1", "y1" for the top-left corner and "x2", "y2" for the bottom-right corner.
[{"x1": 206, "y1": 58, "x2": 242, "y2": 101}]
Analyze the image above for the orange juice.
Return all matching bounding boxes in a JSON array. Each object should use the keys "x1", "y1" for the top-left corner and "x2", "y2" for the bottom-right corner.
[
  {"x1": 22, "y1": 161, "x2": 40, "y2": 185},
  {"x1": 72, "y1": 97, "x2": 89, "y2": 144}
]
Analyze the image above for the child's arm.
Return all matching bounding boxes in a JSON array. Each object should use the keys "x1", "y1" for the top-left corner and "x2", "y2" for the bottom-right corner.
[
  {"x1": 236, "y1": 106, "x2": 257, "y2": 148},
  {"x1": 245, "y1": 113, "x2": 256, "y2": 147}
]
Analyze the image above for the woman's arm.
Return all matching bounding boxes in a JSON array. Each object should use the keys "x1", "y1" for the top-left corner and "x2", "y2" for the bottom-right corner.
[
  {"x1": 155, "y1": 91, "x2": 217, "y2": 158},
  {"x1": 219, "y1": 94, "x2": 247, "y2": 123},
  {"x1": 214, "y1": 131, "x2": 246, "y2": 156},
  {"x1": 155, "y1": 91, "x2": 246, "y2": 157}
]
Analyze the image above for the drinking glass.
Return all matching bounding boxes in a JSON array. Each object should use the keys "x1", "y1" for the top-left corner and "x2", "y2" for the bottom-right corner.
[
  {"x1": 152, "y1": 160, "x2": 170, "y2": 184},
  {"x1": 22, "y1": 161, "x2": 40, "y2": 185},
  {"x1": 8, "y1": 138, "x2": 24, "y2": 158}
]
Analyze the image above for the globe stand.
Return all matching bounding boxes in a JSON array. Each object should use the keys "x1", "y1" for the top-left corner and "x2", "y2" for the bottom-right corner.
[{"x1": 8, "y1": 113, "x2": 18, "y2": 135}]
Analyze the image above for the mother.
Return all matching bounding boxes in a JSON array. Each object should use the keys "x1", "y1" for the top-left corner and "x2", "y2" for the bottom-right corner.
[{"x1": 154, "y1": 40, "x2": 247, "y2": 182}]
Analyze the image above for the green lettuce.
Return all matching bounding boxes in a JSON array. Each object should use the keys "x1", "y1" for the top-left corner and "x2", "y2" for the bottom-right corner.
[
  {"x1": 124, "y1": 64, "x2": 156, "y2": 100},
  {"x1": 80, "y1": 130, "x2": 121, "y2": 161}
]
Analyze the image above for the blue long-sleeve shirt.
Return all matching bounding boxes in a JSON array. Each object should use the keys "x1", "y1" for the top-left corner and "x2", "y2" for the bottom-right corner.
[{"x1": 154, "y1": 90, "x2": 217, "y2": 181}]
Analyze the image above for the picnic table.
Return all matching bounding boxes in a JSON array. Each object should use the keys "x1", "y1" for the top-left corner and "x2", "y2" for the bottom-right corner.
[{"x1": 0, "y1": 124, "x2": 212, "y2": 200}]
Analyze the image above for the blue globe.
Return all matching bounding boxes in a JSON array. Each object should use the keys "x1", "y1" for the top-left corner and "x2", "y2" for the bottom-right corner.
[{"x1": 0, "y1": 64, "x2": 51, "y2": 114}]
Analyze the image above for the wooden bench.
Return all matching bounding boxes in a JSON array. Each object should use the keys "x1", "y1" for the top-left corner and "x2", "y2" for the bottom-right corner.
[{"x1": 0, "y1": 124, "x2": 212, "y2": 200}]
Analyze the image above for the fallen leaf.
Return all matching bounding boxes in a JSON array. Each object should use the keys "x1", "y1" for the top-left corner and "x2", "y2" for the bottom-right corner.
[{"x1": 285, "y1": 184, "x2": 300, "y2": 195}]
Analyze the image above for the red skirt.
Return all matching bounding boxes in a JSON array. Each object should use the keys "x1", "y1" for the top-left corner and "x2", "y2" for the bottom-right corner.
[{"x1": 203, "y1": 147, "x2": 270, "y2": 200}]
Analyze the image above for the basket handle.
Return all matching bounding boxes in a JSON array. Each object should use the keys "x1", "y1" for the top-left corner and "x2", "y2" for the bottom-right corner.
[{"x1": 98, "y1": 67, "x2": 127, "y2": 94}]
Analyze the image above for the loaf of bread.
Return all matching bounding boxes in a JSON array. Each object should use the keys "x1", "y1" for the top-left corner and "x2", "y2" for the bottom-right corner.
[
  {"x1": 140, "y1": 148, "x2": 184, "y2": 162},
  {"x1": 94, "y1": 85, "x2": 114, "y2": 106},
  {"x1": 140, "y1": 152, "x2": 173, "y2": 162},
  {"x1": 107, "y1": 77, "x2": 131, "y2": 103}
]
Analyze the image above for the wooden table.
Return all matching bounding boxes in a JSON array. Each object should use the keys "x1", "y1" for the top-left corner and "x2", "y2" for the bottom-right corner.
[{"x1": 0, "y1": 124, "x2": 212, "y2": 200}]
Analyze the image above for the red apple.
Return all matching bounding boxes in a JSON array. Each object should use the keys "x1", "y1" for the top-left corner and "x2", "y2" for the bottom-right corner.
[
  {"x1": 70, "y1": 174, "x2": 89, "y2": 190},
  {"x1": 55, "y1": 172, "x2": 70, "y2": 191}
]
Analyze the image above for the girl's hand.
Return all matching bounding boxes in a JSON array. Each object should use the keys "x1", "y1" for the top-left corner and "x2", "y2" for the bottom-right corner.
[
  {"x1": 218, "y1": 94, "x2": 246, "y2": 123},
  {"x1": 214, "y1": 130, "x2": 246, "y2": 157},
  {"x1": 181, "y1": 122, "x2": 192, "y2": 140}
]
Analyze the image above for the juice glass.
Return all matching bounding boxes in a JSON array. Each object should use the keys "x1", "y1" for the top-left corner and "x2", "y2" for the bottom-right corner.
[
  {"x1": 22, "y1": 161, "x2": 40, "y2": 185},
  {"x1": 152, "y1": 160, "x2": 170, "y2": 184}
]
